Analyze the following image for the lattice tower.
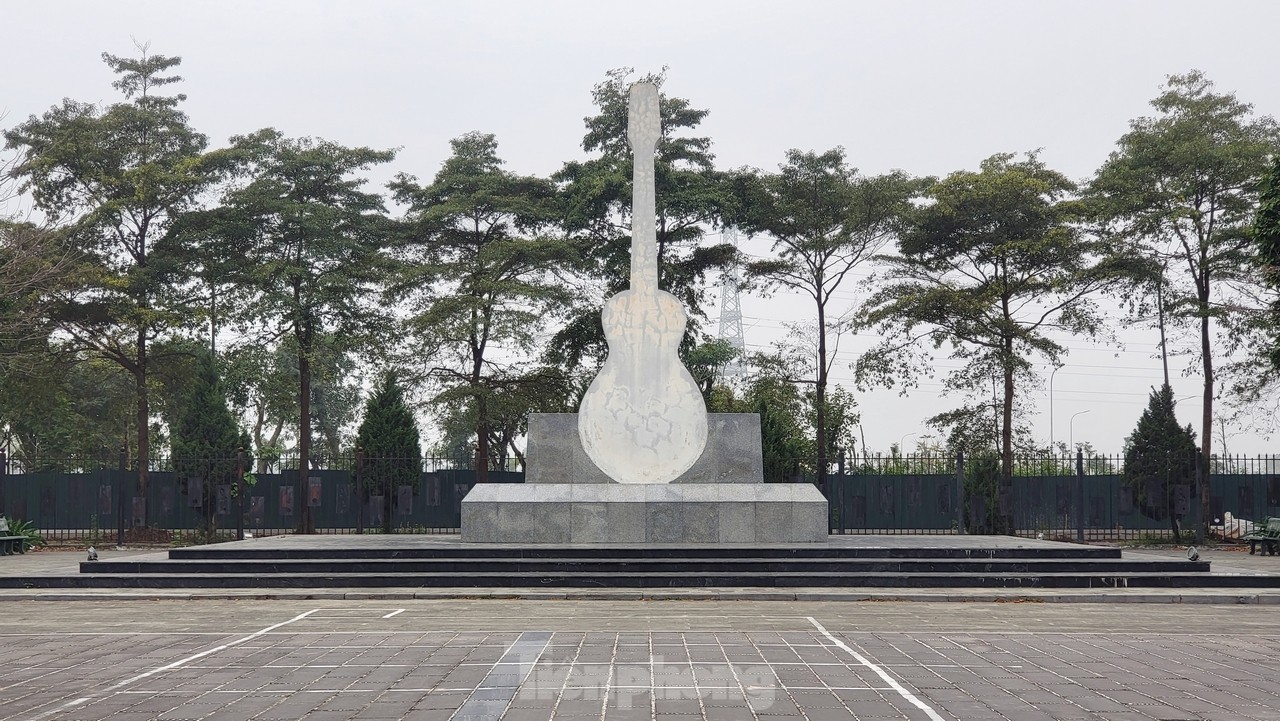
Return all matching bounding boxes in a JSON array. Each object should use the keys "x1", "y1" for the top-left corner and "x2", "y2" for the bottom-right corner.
[{"x1": 717, "y1": 227, "x2": 747, "y2": 379}]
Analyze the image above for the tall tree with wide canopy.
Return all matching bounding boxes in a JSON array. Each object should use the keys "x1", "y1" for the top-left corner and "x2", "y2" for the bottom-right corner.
[
  {"x1": 1088, "y1": 71, "x2": 1279, "y2": 527},
  {"x1": 3, "y1": 47, "x2": 225, "y2": 493},
  {"x1": 549, "y1": 68, "x2": 737, "y2": 373},
  {"x1": 179, "y1": 129, "x2": 395, "y2": 532},
  {"x1": 1255, "y1": 156, "x2": 1280, "y2": 371},
  {"x1": 389, "y1": 132, "x2": 573, "y2": 482},
  {"x1": 736, "y1": 147, "x2": 918, "y2": 486},
  {"x1": 858, "y1": 153, "x2": 1130, "y2": 492}
]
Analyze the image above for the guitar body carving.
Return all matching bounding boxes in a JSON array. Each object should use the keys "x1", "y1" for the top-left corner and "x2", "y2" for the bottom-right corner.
[{"x1": 577, "y1": 82, "x2": 709, "y2": 484}]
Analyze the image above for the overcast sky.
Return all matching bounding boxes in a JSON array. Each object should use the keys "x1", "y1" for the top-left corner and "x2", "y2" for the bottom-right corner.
[{"x1": 4, "y1": 0, "x2": 1278, "y2": 456}]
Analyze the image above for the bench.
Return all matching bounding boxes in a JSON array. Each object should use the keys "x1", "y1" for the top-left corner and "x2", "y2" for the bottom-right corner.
[
  {"x1": 0, "y1": 535, "x2": 26, "y2": 555},
  {"x1": 1242, "y1": 517, "x2": 1280, "y2": 556}
]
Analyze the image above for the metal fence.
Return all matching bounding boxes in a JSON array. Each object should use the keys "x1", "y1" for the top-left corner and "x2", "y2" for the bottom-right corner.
[
  {"x1": 824, "y1": 453, "x2": 1280, "y2": 542},
  {"x1": 0, "y1": 455, "x2": 519, "y2": 543},
  {"x1": 1, "y1": 452, "x2": 1277, "y2": 544}
]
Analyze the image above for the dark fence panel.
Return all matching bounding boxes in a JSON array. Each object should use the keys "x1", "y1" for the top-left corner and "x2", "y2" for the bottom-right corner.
[
  {"x1": 2, "y1": 453, "x2": 1277, "y2": 542},
  {"x1": 826, "y1": 454, "x2": 1279, "y2": 541},
  {"x1": 0, "y1": 464, "x2": 524, "y2": 540}
]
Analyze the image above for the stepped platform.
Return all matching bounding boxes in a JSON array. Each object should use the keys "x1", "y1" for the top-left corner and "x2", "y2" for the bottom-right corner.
[{"x1": 3, "y1": 534, "x2": 1279, "y2": 590}]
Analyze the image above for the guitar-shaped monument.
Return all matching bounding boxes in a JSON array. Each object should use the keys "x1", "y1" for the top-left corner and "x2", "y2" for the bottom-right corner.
[{"x1": 577, "y1": 82, "x2": 709, "y2": 484}]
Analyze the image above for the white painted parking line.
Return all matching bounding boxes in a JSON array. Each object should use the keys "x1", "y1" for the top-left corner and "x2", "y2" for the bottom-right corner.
[
  {"x1": 383, "y1": 608, "x2": 406, "y2": 618},
  {"x1": 806, "y1": 617, "x2": 947, "y2": 721},
  {"x1": 23, "y1": 609, "x2": 321, "y2": 721}
]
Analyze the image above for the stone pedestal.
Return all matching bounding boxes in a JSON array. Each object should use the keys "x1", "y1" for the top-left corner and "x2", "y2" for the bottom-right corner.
[
  {"x1": 461, "y1": 412, "x2": 830, "y2": 544},
  {"x1": 526, "y1": 413, "x2": 764, "y2": 484},
  {"x1": 461, "y1": 483, "x2": 828, "y2": 544}
]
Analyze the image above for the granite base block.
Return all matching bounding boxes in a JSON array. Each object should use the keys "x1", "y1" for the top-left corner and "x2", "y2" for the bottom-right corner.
[
  {"x1": 460, "y1": 483, "x2": 828, "y2": 544},
  {"x1": 526, "y1": 413, "x2": 764, "y2": 484}
]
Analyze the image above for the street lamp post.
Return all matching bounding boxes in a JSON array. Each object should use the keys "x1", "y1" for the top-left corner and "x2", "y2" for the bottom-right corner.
[
  {"x1": 897, "y1": 432, "x2": 917, "y2": 456},
  {"x1": 1069, "y1": 409, "x2": 1092, "y2": 452},
  {"x1": 1049, "y1": 366, "x2": 1061, "y2": 453}
]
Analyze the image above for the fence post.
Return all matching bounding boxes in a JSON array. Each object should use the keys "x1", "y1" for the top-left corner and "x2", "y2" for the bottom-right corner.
[
  {"x1": 355, "y1": 447, "x2": 365, "y2": 535},
  {"x1": 955, "y1": 450, "x2": 965, "y2": 535},
  {"x1": 236, "y1": 449, "x2": 245, "y2": 542},
  {"x1": 1075, "y1": 449, "x2": 1085, "y2": 543},
  {"x1": 834, "y1": 450, "x2": 845, "y2": 534},
  {"x1": 116, "y1": 445, "x2": 127, "y2": 547}
]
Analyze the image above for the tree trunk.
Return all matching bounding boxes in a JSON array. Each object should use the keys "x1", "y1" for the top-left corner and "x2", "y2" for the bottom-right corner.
[
  {"x1": 298, "y1": 342, "x2": 314, "y2": 534},
  {"x1": 475, "y1": 395, "x2": 490, "y2": 485},
  {"x1": 815, "y1": 300, "x2": 828, "y2": 489},
  {"x1": 1001, "y1": 338, "x2": 1014, "y2": 482},
  {"x1": 135, "y1": 326, "x2": 149, "y2": 501},
  {"x1": 1199, "y1": 298, "x2": 1213, "y2": 539}
]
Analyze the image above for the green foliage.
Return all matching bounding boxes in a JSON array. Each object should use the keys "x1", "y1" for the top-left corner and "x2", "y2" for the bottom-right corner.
[
  {"x1": 171, "y1": 353, "x2": 243, "y2": 538},
  {"x1": 860, "y1": 152, "x2": 1130, "y2": 481},
  {"x1": 737, "y1": 148, "x2": 918, "y2": 482},
  {"x1": 0, "y1": 222, "x2": 73, "y2": 347},
  {"x1": 1088, "y1": 71, "x2": 1280, "y2": 462},
  {"x1": 715, "y1": 374, "x2": 808, "y2": 483},
  {"x1": 355, "y1": 372, "x2": 422, "y2": 533},
  {"x1": 3, "y1": 46, "x2": 229, "y2": 491},
  {"x1": 683, "y1": 338, "x2": 740, "y2": 399},
  {"x1": 0, "y1": 352, "x2": 140, "y2": 468},
  {"x1": 177, "y1": 129, "x2": 395, "y2": 531},
  {"x1": 390, "y1": 132, "x2": 574, "y2": 478},
  {"x1": 548, "y1": 68, "x2": 737, "y2": 369},
  {"x1": 1254, "y1": 156, "x2": 1280, "y2": 371},
  {"x1": 5, "y1": 517, "x2": 47, "y2": 550},
  {"x1": 710, "y1": 352, "x2": 858, "y2": 482},
  {"x1": 1123, "y1": 384, "x2": 1198, "y2": 541},
  {"x1": 962, "y1": 452, "x2": 1012, "y2": 535}
]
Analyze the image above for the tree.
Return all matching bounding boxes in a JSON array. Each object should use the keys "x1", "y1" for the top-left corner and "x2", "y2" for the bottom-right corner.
[
  {"x1": 4, "y1": 47, "x2": 226, "y2": 494},
  {"x1": 0, "y1": 223, "x2": 76, "y2": 350},
  {"x1": 171, "y1": 353, "x2": 242, "y2": 539},
  {"x1": 548, "y1": 68, "x2": 737, "y2": 372},
  {"x1": 962, "y1": 451, "x2": 1014, "y2": 535},
  {"x1": 1088, "y1": 71, "x2": 1280, "y2": 529},
  {"x1": 0, "y1": 353, "x2": 138, "y2": 468},
  {"x1": 708, "y1": 350, "x2": 858, "y2": 483},
  {"x1": 389, "y1": 132, "x2": 573, "y2": 483},
  {"x1": 180, "y1": 129, "x2": 395, "y2": 532},
  {"x1": 708, "y1": 371, "x2": 807, "y2": 483},
  {"x1": 737, "y1": 147, "x2": 918, "y2": 487},
  {"x1": 1254, "y1": 156, "x2": 1280, "y2": 370},
  {"x1": 355, "y1": 372, "x2": 421, "y2": 534},
  {"x1": 1123, "y1": 384, "x2": 1198, "y2": 541},
  {"x1": 858, "y1": 153, "x2": 1129, "y2": 497}
]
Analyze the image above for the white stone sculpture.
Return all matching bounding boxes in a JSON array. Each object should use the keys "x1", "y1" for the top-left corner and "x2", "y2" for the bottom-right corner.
[{"x1": 577, "y1": 82, "x2": 709, "y2": 484}]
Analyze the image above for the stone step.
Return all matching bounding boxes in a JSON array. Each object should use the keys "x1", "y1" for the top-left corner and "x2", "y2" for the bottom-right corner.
[
  {"x1": 168, "y1": 545, "x2": 1123, "y2": 561},
  {"x1": 80, "y1": 557, "x2": 1207, "y2": 575},
  {"x1": 5, "y1": 570, "x2": 1278, "y2": 590}
]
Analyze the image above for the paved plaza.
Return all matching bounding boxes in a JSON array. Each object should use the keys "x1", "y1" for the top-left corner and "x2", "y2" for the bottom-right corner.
[{"x1": 2, "y1": 597, "x2": 1279, "y2": 721}]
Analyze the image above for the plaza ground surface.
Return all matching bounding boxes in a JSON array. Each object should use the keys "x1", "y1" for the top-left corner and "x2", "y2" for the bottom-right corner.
[{"x1": 2, "y1": 596, "x2": 1279, "y2": 721}]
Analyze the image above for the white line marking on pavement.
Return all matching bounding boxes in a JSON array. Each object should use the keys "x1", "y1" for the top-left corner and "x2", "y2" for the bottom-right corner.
[
  {"x1": 806, "y1": 617, "x2": 947, "y2": 721},
  {"x1": 383, "y1": 608, "x2": 406, "y2": 618},
  {"x1": 24, "y1": 608, "x2": 321, "y2": 721}
]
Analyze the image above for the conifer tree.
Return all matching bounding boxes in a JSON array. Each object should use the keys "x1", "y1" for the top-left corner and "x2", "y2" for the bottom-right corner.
[
  {"x1": 171, "y1": 354, "x2": 242, "y2": 539},
  {"x1": 355, "y1": 373, "x2": 422, "y2": 533},
  {"x1": 1123, "y1": 384, "x2": 1198, "y2": 541}
]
